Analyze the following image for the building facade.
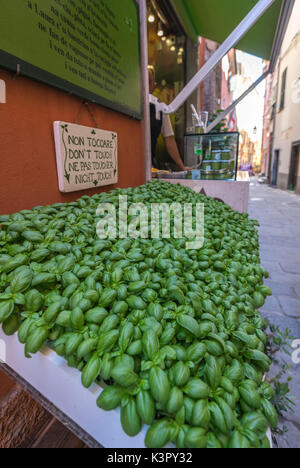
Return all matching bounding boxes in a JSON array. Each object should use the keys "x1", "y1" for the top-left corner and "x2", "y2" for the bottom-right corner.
[
  {"x1": 268, "y1": 2, "x2": 300, "y2": 193},
  {"x1": 239, "y1": 129, "x2": 258, "y2": 168},
  {"x1": 261, "y1": 71, "x2": 275, "y2": 176},
  {"x1": 221, "y1": 49, "x2": 238, "y2": 131},
  {"x1": 200, "y1": 38, "x2": 222, "y2": 116}
]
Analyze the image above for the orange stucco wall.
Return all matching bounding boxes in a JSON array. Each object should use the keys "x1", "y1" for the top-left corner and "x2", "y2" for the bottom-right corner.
[{"x1": 0, "y1": 68, "x2": 145, "y2": 214}]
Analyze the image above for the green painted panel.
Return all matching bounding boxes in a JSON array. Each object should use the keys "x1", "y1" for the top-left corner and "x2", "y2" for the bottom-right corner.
[
  {"x1": 171, "y1": 0, "x2": 283, "y2": 59},
  {"x1": 0, "y1": 0, "x2": 142, "y2": 118}
]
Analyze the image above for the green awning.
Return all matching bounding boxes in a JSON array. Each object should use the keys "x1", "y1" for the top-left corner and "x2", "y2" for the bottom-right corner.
[{"x1": 171, "y1": 0, "x2": 283, "y2": 59}]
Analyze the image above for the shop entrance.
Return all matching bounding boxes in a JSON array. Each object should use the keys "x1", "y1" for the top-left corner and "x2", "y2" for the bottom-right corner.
[
  {"x1": 288, "y1": 143, "x2": 300, "y2": 191},
  {"x1": 147, "y1": 0, "x2": 186, "y2": 169}
]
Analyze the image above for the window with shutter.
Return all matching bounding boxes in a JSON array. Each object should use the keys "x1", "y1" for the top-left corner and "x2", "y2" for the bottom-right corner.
[{"x1": 279, "y1": 68, "x2": 287, "y2": 111}]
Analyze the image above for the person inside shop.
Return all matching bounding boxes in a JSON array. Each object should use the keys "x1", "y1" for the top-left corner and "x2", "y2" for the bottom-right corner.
[{"x1": 148, "y1": 66, "x2": 186, "y2": 171}]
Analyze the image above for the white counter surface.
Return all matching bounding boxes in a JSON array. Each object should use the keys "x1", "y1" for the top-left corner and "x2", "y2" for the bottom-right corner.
[{"x1": 0, "y1": 330, "x2": 148, "y2": 448}]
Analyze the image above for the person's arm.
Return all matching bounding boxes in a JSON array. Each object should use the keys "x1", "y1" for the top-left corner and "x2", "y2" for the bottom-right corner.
[
  {"x1": 161, "y1": 114, "x2": 185, "y2": 171},
  {"x1": 164, "y1": 136, "x2": 185, "y2": 171}
]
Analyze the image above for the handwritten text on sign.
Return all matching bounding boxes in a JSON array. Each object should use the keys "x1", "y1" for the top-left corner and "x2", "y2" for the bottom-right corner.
[{"x1": 54, "y1": 121, "x2": 118, "y2": 193}]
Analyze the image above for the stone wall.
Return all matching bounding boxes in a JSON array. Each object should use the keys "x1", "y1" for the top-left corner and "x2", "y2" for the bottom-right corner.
[{"x1": 277, "y1": 172, "x2": 289, "y2": 191}]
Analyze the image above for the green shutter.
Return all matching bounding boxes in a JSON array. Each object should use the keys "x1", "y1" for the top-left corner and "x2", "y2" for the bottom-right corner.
[{"x1": 279, "y1": 68, "x2": 287, "y2": 111}]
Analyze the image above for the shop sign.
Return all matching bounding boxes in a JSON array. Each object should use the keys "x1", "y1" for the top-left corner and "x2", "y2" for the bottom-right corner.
[
  {"x1": 0, "y1": 0, "x2": 141, "y2": 118},
  {"x1": 54, "y1": 121, "x2": 118, "y2": 193}
]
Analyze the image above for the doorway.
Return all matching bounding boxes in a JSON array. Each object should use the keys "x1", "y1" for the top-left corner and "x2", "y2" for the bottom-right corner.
[
  {"x1": 147, "y1": 0, "x2": 187, "y2": 170},
  {"x1": 288, "y1": 143, "x2": 300, "y2": 191},
  {"x1": 271, "y1": 150, "x2": 280, "y2": 186}
]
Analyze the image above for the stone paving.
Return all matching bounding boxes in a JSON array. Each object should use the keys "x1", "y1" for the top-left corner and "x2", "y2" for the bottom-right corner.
[{"x1": 248, "y1": 180, "x2": 300, "y2": 449}]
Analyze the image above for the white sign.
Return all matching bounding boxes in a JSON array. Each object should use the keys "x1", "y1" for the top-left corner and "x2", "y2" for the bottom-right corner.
[
  {"x1": 54, "y1": 121, "x2": 118, "y2": 193},
  {"x1": 0, "y1": 339, "x2": 6, "y2": 363}
]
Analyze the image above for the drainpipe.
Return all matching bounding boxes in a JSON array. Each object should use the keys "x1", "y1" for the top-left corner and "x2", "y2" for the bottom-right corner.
[
  {"x1": 268, "y1": 57, "x2": 281, "y2": 184},
  {"x1": 138, "y1": 0, "x2": 152, "y2": 182},
  {"x1": 199, "y1": 38, "x2": 206, "y2": 110}
]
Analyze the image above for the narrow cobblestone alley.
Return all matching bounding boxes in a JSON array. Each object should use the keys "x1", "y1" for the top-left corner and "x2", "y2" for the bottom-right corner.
[{"x1": 249, "y1": 180, "x2": 300, "y2": 448}]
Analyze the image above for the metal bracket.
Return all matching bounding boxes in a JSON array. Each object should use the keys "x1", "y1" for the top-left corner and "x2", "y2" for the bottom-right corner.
[
  {"x1": 139, "y1": 0, "x2": 152, "y2": 181},
  {"x1": 13, "y1": 63, "x2": 21, "y2": 79},
  {"x1": 149, "y1": 94, "x2": 166, "y2": 120},
  {"x1": 206, "y1": 72, "x2": 269, "y2": 133},
  {"x1": 163, "y1": 0, "x2": 276, "y2": 114}
]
